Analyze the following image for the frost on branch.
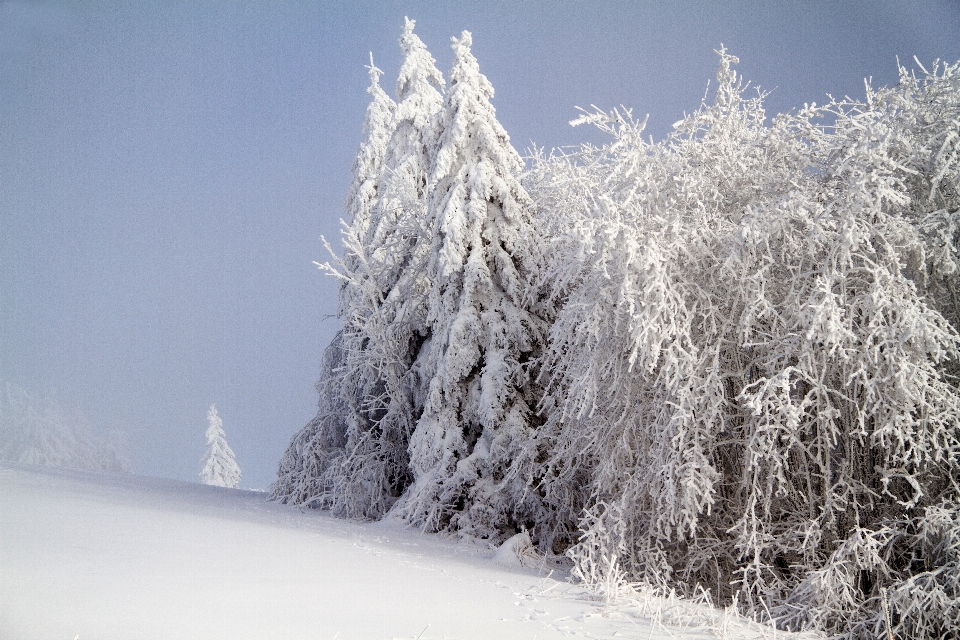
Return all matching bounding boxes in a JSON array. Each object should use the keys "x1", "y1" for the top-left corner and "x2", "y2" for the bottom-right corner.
[
  {"x1": 272, "y1": 332, "x2": 350, "y2": 507},
  {"x1": 522, "y1": 52, "x2": 960, "y2": 639}
]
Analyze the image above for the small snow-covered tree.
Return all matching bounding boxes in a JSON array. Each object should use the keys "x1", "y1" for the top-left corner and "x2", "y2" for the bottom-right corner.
[
  {"x1": 200, "y1": 404, "x2": 240, "y2": 489},
  {"x1": 395, "y1": 31, "x2": 546, "y2": 539}
]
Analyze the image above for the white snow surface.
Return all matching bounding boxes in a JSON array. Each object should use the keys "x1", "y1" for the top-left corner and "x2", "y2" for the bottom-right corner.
[{"x1": 0, "y1": 462, "x2": 806, "y2": 640}]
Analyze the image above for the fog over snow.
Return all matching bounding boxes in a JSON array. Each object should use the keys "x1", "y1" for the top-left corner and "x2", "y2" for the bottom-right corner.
[{"x1": 2, "y1": 1, "x2": 959, "y2": 487}]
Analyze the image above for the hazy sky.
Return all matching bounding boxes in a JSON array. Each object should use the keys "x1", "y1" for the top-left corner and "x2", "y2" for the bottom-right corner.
[{"x1": 2, "y1": 1, "x2": 959, "y2": 489}]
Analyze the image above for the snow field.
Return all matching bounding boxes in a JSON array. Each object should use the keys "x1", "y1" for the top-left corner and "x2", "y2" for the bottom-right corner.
[{"x1": 0, "y1": 463, "x2": 805, "y2": 640}]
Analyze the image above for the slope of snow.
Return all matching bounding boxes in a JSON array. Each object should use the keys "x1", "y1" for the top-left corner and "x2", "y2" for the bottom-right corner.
[{"x1": 0, "y1": 462, "x2": 806, "y2": 640}]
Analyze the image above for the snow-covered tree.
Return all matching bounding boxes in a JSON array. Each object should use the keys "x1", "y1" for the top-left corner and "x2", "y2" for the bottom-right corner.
[
  {"x1": 0, "y1": 380, "x2": 129, "y2": 472},
  {"x1": 200, "y1": 404, "x2": 240, "y2": 489},
  {"x1": 394, "y1": 31, "x2": 546, "y2": 539},
  {"x1": 363, "y1": 16, "x2": 445, "y2": 309},
  {"x1": 338, "y1": 53, "x2": 397, "y2": 277},
  {"x1": 366, "y1": 16, "x2": 445, "y2": 256},
  {"x1": 272, "y1": 57, "x2": 395, "y2": 512},
  {"x1": 297, "y1": 54, "x2": 405, "y2": 517},
  {"x1": 314, "y1": 22, "x2": 446, "y2": 517},
  {"x1": 272, "y1": 20, "x2": 446, "y2": 519}
]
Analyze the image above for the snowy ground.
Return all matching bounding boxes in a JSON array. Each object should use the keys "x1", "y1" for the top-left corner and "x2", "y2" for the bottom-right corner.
[{"x1": 0, "y1": 463, "x2": 814, "y2": 640}]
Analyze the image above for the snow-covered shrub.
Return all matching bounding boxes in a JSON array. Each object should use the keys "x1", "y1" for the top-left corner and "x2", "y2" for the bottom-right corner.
[
  {"x1": 522, "y1": 52, "x2": 960, "y2": 638},
  {"x1": 200, "y1": 404, "x2": 241, "y2": 488},
  {"x1": 0, "y1": 380, "x2": 129, "y2": 472}
]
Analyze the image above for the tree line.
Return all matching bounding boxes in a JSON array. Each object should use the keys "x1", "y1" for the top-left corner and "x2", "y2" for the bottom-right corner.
[{"x1": 273, "y1": 19, "x2": 960, "y2": 639}]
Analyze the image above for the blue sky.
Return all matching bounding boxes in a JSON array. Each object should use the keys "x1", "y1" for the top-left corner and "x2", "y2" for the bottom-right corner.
[{"x1": 2, "y1": 1, "x2": 959, "y2": 489}]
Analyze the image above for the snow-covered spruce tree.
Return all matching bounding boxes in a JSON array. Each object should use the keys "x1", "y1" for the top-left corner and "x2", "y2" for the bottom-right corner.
[
  {"x1": 316, "y1": 19, "x2": 446, "y2": 518},
  {"x1": 272, "y1": 20, "x2": 445, "y2": 519},
  {"x1": 365, "y1": 16, "x2": 445, "y2": 291},
  {"x1": 200, "y1": 404, "x2": 240, "y2": 488},
  {"x1": 357, "y1": 16, "x2": 445, "y2": 343},
  {"x1": 343, "y1": 54, "x2": 398, "y2": 267},
  {"x1": 0, "y1": 380, "x2": 129, "y2": 472},
  {"x1": 521, "y1": 52, "x2": 960, "y2": 639},
  {"x1": 272, "y1": 54, "x2": 399, "y2": 515},
  {"x1": 394, "y1": 31, "x2": 546, "y2": 541}
]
